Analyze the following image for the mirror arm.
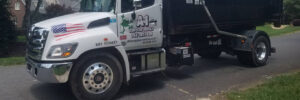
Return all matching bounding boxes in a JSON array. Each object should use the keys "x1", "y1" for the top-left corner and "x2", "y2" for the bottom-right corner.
[
  {"x1": 132, "y1": 5, "x2": 138, "y2": 20},
  {"x1": 132, "y1": 10, "x2": 136, "y2": 20},
  {"x1": 132, "y1": 0, "x2": 142, "y2": 20}
]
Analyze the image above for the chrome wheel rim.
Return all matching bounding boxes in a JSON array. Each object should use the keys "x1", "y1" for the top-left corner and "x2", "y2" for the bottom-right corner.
[
  {"x1": 256, "y1": 42, "x2": 267, "y2": 61},
  {"x1": 82, "y1": 62, "x2": 113, "y2": 94}
]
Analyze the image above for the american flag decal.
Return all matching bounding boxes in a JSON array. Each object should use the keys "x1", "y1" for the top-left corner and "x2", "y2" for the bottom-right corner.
[{"x1": 52, "y1": 23, "x2": 85, "y2": 37}]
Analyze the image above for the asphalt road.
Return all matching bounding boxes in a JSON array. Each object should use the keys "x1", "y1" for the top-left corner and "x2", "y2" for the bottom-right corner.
[{"x1": 1, "y1": 32, "x2": 300, "y2": 100}]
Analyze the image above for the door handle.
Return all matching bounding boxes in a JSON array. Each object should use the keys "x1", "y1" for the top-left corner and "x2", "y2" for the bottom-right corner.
[{"x1": 149, "y1": 20, "x2": 157, "y2": 26}]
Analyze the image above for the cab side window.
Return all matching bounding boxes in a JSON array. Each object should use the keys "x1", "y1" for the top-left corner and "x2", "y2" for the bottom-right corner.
[
  {"x1": 141, "y1": 0, "x2": 155, "y2": 8},
  {"x1": 121, "y1": 0, "x2": 134, "y2": 13},
  {"x1": 121, "y1": 0, "x2": 155, "y2": 13}
]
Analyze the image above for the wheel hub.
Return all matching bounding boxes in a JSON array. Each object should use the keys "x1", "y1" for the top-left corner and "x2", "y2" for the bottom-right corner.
[
  {"x1": 94, "y1": 74, "x2": 104, "y2": 84},
  {"x1": 256, "y1": 42, "x2": 267, "y2": 61},
  {"x1": 82, "y1": 63, "x2": 113, "y2": 94}
]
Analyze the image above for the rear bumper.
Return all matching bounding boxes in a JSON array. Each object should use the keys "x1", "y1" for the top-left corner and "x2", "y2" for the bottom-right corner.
[{"x1": 26, "y1": 58, "x2": 73, "y2": 83}]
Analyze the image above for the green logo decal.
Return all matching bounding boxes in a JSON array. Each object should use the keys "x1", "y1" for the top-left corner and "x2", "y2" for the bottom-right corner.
[{"x1": 120, "y1": 15, "x2": 133, "y2": 34}]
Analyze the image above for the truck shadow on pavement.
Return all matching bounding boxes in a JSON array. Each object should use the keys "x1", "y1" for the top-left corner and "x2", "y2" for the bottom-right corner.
[
  {"x1": 30, "y1": 55, "x2": 251, "y2": 100},
  {"x1": 30, "y1": 83, "x2": 76, "y2": 100}
]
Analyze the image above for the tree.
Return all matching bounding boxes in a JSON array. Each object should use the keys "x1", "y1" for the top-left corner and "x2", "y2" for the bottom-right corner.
[
  {"x1": 283, "y1": 0, "x2": 300, "y2": 22},
  {"x1": 0, "y1": 0, "x2": 17, "y2": 56}
]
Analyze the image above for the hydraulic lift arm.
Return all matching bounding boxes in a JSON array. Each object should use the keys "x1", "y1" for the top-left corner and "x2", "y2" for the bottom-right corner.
[{"x1": 199, "y1": 0, "x2": 248, "y2": 39}]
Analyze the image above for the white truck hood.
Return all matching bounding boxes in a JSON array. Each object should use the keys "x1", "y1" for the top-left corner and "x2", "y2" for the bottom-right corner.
[{"x1": 34, "y1": 12, "x2": 115, "y2": 29}]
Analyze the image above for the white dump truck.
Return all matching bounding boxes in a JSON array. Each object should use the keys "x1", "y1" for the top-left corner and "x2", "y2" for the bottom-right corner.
[{"x1": 26, "y1": 0, "x2": 282, "y2": 99}]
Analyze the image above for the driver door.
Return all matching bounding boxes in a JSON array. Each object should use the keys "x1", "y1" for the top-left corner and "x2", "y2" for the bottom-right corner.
[{"x1": 117, "y1": 0, "x2": 163, "y2": 50}]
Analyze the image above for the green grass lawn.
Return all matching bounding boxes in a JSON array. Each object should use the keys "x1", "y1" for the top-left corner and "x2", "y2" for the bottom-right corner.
[
  {"x1": 0, "y1": 36, "x2": 27, "y2": 66},
  {"x1": 257, "y1": 25, "x2": 300, "y2": 36},
  {"x1": 227, "y1": 72, "x2": 300, "y2": 100},
  {"x1": 0, "y1": 57, "x2": 25, "y2": 66}
]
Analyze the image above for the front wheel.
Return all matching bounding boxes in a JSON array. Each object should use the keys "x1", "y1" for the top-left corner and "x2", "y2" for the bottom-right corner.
[
  {"x1": 69, "y1": 52, "x2": 123, "y2": 100},
  {"x1": 237, "y1": 36, "x2": 270, "y2": 67}
]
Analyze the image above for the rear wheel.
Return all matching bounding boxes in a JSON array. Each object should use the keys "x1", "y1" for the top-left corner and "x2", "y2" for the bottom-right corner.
[
  {"x1": 237, "y1": 36, "x2": 270, "y2": 67},
  {"x1": 70, "y1": 52, "x2": 123, "y2": 100}
]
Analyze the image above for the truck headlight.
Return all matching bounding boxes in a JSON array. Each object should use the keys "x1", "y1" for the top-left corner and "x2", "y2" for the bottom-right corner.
[{"x1": 47, "y1": 43, "x2": 78, "y2": 58}]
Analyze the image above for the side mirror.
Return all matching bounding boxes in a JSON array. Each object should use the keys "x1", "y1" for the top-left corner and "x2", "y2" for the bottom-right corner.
[
  {"x1": 133, "y1": 0, "x2": 142, "y2": 9},
  {"x1": 132, "y1": 0, "x2": 141, "y2": 20}
]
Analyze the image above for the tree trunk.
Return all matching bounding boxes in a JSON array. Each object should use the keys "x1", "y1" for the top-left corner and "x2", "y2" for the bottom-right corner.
[
  {"x1": 32, "y1": 0, "x2": 42, "y2": 18},
  {"x1": 23, "y1": 0, "x2": 32, "y2": 39},
  {"x1": 23, "y1": 0, "x2": 43, "y2": 39}
]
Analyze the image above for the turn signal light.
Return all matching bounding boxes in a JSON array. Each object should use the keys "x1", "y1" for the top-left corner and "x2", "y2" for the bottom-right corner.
[
  {"x1": 241, "y1": 39, "x2": 245, "y2": 44},
  {"x1": 62, "y1": 52, "x2": 72, "y2": 57}
]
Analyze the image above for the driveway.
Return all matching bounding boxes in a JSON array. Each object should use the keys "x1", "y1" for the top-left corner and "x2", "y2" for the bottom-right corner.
[{"x1": 1, "y1": 32, "x2": 300, "y2": 100}]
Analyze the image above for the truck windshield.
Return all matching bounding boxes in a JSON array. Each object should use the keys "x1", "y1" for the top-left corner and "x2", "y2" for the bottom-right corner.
[{"x1": 80, "y1": 0, "x2": 116, "y2": 12}]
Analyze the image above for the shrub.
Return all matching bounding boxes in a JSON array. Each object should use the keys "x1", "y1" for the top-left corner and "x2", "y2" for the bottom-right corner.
[
  {"x1": 292, "y1": 19, "x2": 300, "y2": 26},
  {"x1": 0, "y1": 0, "x2": 17, "y2": 56},
  {"x1": 30, "y1": 4, "x2": 75, "y2": 26},
  {"x1": 45, "y1": 4, "x2": 74, "y2": 19},
  {"x1": 31, "y1": 12, "x2": 48, "y2": 24},
  {"x1": 30, "y1": 4, "x2": 75, "y2": 24}
]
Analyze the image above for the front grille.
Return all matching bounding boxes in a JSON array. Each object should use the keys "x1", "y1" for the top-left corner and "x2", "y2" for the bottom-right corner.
[{"x1": 27, "y1": 27, "x2": 49, "y2": 60}]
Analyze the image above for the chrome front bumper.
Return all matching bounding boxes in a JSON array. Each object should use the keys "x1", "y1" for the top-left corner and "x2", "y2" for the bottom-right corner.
[{"x1": 26, "y1": 58, "x2": 73, "y2": 83}]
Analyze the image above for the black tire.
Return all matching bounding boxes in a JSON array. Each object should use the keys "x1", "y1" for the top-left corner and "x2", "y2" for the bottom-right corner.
[
  {"x1": 198, "y1": 49, "x2": 222, "y2": 59},
  {"x1": 237, "y1": 36, "x2": 270, "y2": 67},
  {"x1": 69, "y1": 52, "x2": 123, "y2": 100}
]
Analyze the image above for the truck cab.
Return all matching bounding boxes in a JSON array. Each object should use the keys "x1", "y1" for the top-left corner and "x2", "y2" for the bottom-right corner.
[
  {"x1": 26, "y1": 0, "x2": 280, "y2": 100},
  {"x1": 27, "y1": 0, "x2": 166, "y2": 100}
]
